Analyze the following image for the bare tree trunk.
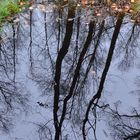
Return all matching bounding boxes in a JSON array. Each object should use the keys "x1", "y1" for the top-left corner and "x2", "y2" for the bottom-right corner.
[
  {"x1": 53, "y1": 8, "x2": 75, "y2": 140},
  {"x1": 59, "y1": 21, "x2": 95, "y2": 130},
  {"x1": 82, "y1": 13, "x2": 125, "y2": 140}
]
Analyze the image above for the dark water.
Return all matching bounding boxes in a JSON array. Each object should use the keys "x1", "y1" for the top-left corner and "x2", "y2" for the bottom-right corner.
[{"x1": 0, "y1": 3, "x2": 140, "y2": 140}]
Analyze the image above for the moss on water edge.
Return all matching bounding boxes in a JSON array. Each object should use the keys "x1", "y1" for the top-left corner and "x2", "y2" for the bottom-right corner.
[
  {"x1": 132, "y1": 0, "x2": 140, "y2": 12},
  {"x1": 0, "y1": 0, "x2": 29, "y2": 32}
]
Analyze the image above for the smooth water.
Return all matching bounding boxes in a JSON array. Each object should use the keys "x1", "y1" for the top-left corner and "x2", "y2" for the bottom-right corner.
[{"x1": 0, "y1": 2, "x2": 140, "y2": 140}]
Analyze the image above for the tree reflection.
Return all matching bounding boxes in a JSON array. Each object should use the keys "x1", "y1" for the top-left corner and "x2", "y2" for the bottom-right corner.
[
  {"x1": 0, "y1": 24, "x2": 28, "y2": 132},
  {"x1": 106, "y1": 103, "x2": 140, "y2": 140},
  {"x1": 1, "y1": 2, "x2": 140, "y2": 140},
  {"x1": 27, "y1": 4, "x2": 140, "y2": 139}
]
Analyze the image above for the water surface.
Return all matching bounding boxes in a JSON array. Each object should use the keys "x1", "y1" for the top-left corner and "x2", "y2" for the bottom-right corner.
[{"x1": 0, "y1": 2, "x2": 140, "y2": 140}]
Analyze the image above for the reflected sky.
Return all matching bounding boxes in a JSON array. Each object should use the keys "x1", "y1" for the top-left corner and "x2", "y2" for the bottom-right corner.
[{"x1": 0, "y1": 2, "x2": 140, "y2": 140}]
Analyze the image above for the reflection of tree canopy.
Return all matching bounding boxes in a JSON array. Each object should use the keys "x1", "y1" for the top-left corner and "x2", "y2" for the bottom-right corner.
[
  {"x1": 0, "y1": 2, "x2": 140, "y2": 140},
  {"x1": 0, "y1": 24, "x2": 28, "y2": 132},
  {"x1": 106, "y1": 104, "x2": 140, "y2": 140},
  {"x1": 25, "y1": 4, "x2": 140, "y2": 140},
  {"x1": 24, "y1": 4, "x2": 140, "y2": 139}
]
